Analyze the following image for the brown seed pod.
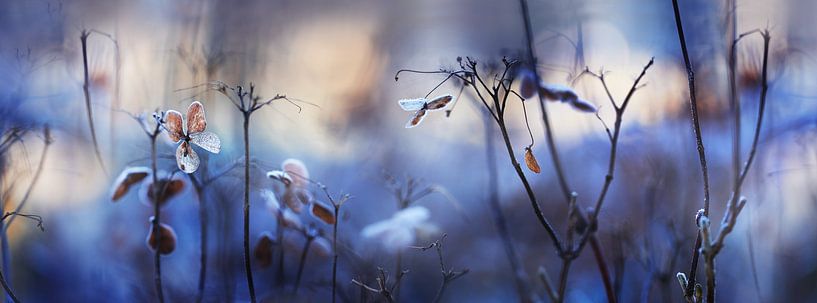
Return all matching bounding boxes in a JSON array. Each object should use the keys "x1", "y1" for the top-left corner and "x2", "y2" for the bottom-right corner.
[
  {"x1": 146, "y1": 221, "x2": 177, "y2": 255},
  {"x1": 110, "y1": 167, "x2": 150, "y2": 201},
  {"x1": 254, "y1": 232, "x2": 276, "y2": 268},
  {"x1": 524, "y1": 147, "x2": 541, "y2": 174},
  {"x1": 310, "y1": 201, "x2": 336, "y2": 225}
]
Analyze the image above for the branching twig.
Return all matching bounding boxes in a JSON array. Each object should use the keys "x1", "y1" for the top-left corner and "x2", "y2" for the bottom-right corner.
[{"x1": 410, "y1": 234, "x2": 469, "y2": 303}]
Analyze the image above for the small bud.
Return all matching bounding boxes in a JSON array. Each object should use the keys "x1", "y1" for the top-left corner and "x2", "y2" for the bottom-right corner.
[
  {"x1": 676, "y1": 272, "x2": 688, "y2": 290},
  {"x1": 146, "y1": 221, "x2": 177, "y2": 255},
  {"x1": 110, "y1": 167, "x2": 150, "y2": 201},
  {"x1": 524, "y1": 147, "x2": 541, "y2": 174},
  {"x1": 694, "y1": 283, "x2": 703, "y2": 302},
  {"x1": 697, "y1": 215, "x2": 710, "y2": 229},
  {"x1": 254, "y1": 232, "x2": 276, "y2": 268},
  {"x1": 310, "y1": 201, "x2": 336, "y2": 225}
]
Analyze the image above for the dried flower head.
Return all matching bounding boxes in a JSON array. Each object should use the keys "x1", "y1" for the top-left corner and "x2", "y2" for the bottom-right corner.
[
  {"x1": 398, "y1": 94, "x2": 454, "y2": 128},
  {"x1": 146, "y1": 218, "x2": 177, "y2": 255},
  {"x1": 163, "y1": 101, "x2": 221, "y2": 173},
  {"x1": 110, "y1": 166, "x2": 150, "y2": 201}
]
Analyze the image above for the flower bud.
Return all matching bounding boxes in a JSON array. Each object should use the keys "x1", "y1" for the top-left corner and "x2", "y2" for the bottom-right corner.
[{"x1": 524, "y1": 147, "x2": 541, "y2": 174}]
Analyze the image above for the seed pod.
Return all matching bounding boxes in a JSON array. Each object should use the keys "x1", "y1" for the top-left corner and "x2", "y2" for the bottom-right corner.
[
  {"x1": 524, "y1": 147, "x2": 541, "y2": 174},
  {"x1": 569, "y1": 98, "x2": 598, "y2": 113},
  {"x1": 310, "y1": 201, "x2": 336, "y2": 225},
  {"x1": 518, "y1": 70, "x2": 537, "y2": 99},
  {"x1": 110, "y1": 167, "x2": 150, "y2": 201},
  {"x1": 146, "y1": 221, "x2": 177, "y2": 255},
  {"x1": 254, "y1": 232, "x2": 276, "y2": 268}
]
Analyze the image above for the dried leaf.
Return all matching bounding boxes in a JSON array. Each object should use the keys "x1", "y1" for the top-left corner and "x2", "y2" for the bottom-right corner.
[
  {"x1": 110, "y1": 167, "x2": 150, "y2": 201},
  {"x1": 310, "y1": 201, "x2": 336, "y2": 225},
  {"x1": 525, "y1": 147, "x2": 541, "y2": 174},
  {"x1": 425, "y1": 94, "x2": 453, "y2": 111},
  {"x1": 146, "y1": 221, "x2": 177, "y2": 255},
  {"x1": 569, "y1": 98, "x2": 598, "y2": 113}
]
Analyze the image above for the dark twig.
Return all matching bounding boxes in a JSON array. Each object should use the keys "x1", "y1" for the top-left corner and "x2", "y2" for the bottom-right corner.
[
  {"x1": 5, "y1": 126, "x2": 51, "y2": 230},
  {"x1": 80, "y1": 30, "x2": 108, "y2": 176},
  {"x1": 410, "y1": 234, "x2": 469, "y2": 303},
  {"x1": 669, "y1": 1, "x2": 713, "y2": 299}
]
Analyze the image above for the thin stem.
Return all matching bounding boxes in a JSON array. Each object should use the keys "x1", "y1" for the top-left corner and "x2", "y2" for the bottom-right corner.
[
  {"x1": 195, "y1": 183, "x2": 208, "y2": 303},
  {"x1": 293, "y1": 236, "x2": 314, "y2": 294},
  {"x1": 483, "y1": 111, "x2": 531, "y2": 301},
  {"x1": 242, "y1": 113, "x2": 257, "y2": 303},
  {"x1": 5, "y1": 126, "x2": 51, "y2": 230},
  {"x1": 150, "y1": 131, "x2": 165, "y2": 303},
  {"x1": 670, "y1": 0, "x2": 712, "y2": 298},
  {"x1": 332, "y1": 206, "x2": 339, "y2": 303},
  {"x1": 0, "y1": 269, "x2": 18, "y2": 303},
  {"x1": 556, "y1": 259, "x2": 572, "y2": 303},
  {"x1": 80, "y1": 30, "x2": 108, "y2": 176}
]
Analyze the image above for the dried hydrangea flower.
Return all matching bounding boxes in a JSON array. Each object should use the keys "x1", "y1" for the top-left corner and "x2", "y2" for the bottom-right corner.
[
  {"x1": 163, "y1": 101, "x2": 221, "y2": 173},
  {"x1": 398, "y1": 94, "x2": 454, "y2": 128}
]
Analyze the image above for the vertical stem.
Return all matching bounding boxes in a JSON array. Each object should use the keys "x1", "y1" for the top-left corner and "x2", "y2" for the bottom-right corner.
[
  {"x1": 150, "y1": 135, "x2": 165, "y2": 303},
  {"x1": 332, "y1": 207, "x2": 339, "y2": 303},
  {"x1": 242, "y1": 113, "x2": 257, "y2": 303},
  {"x1": 669, "y1": 0, "x2": 711, "y2": 299},
  {"x1": 294, "y1": 237, "x2": 313, "y2": 294},
  {"x1": 196, "y1": 186, "x2": 208, "y2": 303},
  {"x1": 483, "y1": 112, "x2": 530, "y2": 302},
  {"x1": 80, "y1": 31, "x2": 108, "y2": 176},
  {"x1": 557, "y1": 259, "x2": 573, "y2": 303},
  {"x1": 393, "y1": 251, "x2": 402, "y2": 302},
  {"x1": 0, "y1": 194, "x2": 9, "y2": 303}
]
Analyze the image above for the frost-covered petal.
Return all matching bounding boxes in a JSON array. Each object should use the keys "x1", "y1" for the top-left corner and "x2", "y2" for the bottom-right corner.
[
  {"x1": 186, "y1": 101, "x2": 207, "y2": 134},
  {"x1": 266, "y1": 170, "x2": 293, "y2": 186},
  {"x1": 189, "y1": 131, "x2": 221, "y2": 154},
  {"x1": 398, "y1": 98, "x2": 427, "y2": 111},
  {"x1": 110, "y1": 166, "x2": 150, "y2": 201},
  {"x1": 176, "y1": 141, "x2": 200, "y2": 173},
  {"x1": 425, "y1": 94, "x2": 453, "y2": 111},
  {"x1": 164, "y1": 110, "x2": 185, "y2": 143},
  {"x1": 405, "y1": 109, "x2": 427, "y2": 128}
]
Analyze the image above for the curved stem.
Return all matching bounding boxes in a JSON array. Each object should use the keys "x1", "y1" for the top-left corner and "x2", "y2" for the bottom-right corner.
[
  {"x1": 293, "y1": 237, "x2": 313, "y2": 294},
  {"x1": 80, "y1": 30, "x2": 108, "y2": 176},
  {"x1": 0, "y1": 268, "x2": 19, "y2": 303}
]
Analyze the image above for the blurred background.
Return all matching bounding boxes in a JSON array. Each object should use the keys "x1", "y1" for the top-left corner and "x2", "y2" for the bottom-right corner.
[{"x1": 1, "y1": 0, "x2": 816, "y2": 302}]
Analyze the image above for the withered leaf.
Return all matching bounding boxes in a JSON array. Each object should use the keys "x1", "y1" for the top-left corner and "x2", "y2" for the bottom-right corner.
[
  {"x1": 146, "y1": 222, "x2": 177, "y2": 255},
  {"x1": 524, "y1": 147, "x2": 541, "y2": 174},
  {"x1": 111, "y1": 167, "x2": 150, "y2": 201}
]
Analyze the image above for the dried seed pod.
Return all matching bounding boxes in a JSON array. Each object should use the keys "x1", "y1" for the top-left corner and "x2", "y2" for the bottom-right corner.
[
  {"x1": 254, "y1": 232, "x2": 276, "y2": 268},
  {"x1": 146, "y1": 221, "x2": 177, "y2": 255},
  {"x1": 524, "y1": 147, "x2": 541, "y2": 174},
  {"x1": 139, "y1": 178, "x2": 185, "y2": 207},
  {"x1": 110, "y1": 167, "x2": 150, "y2": 201},
  {"x1": 310, "y1": 201, "x2": 336, "y2": 225},
  {"x1": 569, "y1": 98, "x2": 598, "y2": 113}
]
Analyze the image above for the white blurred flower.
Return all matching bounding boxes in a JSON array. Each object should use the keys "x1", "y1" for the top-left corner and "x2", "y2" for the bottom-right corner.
[{"x1": 361, "y1": 206, "x2": 437, "y2": 252}]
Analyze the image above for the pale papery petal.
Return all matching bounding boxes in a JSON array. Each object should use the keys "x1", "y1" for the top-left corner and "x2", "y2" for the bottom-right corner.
[
  {"x1": 186, "y1": 101, "x2": 207, "y2": 134},
  {"x1": 176, "y1": 141, "x2": 200, "y2": 173},
  {"x1": 189, "y1": 131, "x2": 221, "y2": 153},
  {"x1": 164, "y1": 110, "x2": 185, "y2": 143}
]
